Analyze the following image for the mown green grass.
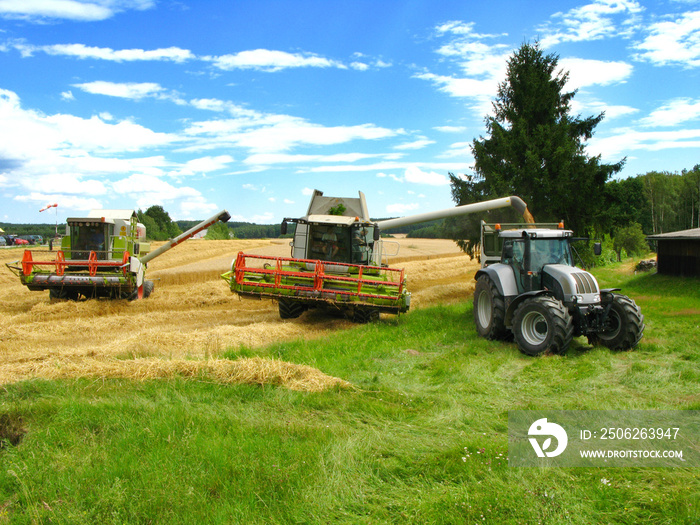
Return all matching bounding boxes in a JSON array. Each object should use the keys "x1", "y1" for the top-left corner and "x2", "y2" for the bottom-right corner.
[{"x1": 0, "y1": 262, "x2": 698, "y2": 524}]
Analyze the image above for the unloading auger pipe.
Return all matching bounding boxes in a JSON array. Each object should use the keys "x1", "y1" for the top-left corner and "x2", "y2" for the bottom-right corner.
[
  {"x1": 375, "y1": 196, "x2": 530, "y2": 231},
  {"x1": 138, "y1": 209, "x2": 231, "y2": 265}
]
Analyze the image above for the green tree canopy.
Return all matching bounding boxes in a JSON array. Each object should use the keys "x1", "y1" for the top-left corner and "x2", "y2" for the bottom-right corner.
[
  {"x1": 137, "y1": 205, "x2": 182, "y2": 241},
  {"x1": 204, "y1": 222, "x2": 233, "y2": 240},
  {"x1": 450, "y1": 41, "x2": 625, "y2": 254}
]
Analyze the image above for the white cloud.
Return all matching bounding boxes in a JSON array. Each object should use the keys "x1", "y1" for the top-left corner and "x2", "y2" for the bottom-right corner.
[
  {"x1": 415, "y1": 24, "x2": 512, "y2": 115},
  {"x1": 569, "y1": 98, "x2": 638, "y2": 120},
  {"x1": 0, "y1": 88, "x2": 173, "y2": 160},
  {"x1": 228, "y1": 212, "x2": 275, "y2": 224},
  {"x1": 33, "y1": 173, "x2": 107, "y2": 195},
  {"x1": 19, "y1": 42, "x2": 195, "y2": 62},
  {"x1": 633, "y1": 10, "x2": 700, "y2": 68},
  {"x1": 112, "y1": 174, "x2": 204, "y2": 211},
  {"x1": 376, "y1": 172, "x2": 403, "y2": 183},
  {"x1": 440, "y1": 141, "x2": 473, "y2": 159},
  {"x1": 0, "y1": 0, "x2": 154, "y2": 22},
  {"x1": 244, "y1": 152, "x2": 386, "y2": 166},
  {"x1": 74, "y1": 81, "x2": 163, "y2": 100},
  {"x1": 589, "y1": 127, "x2": 700, "y2": 159},
  {"x1": 394, "y1": 138, "x2": 435, "y2": 150},
  {"x1": 538, "y1": 0, "x2": 644, "y2": 48},
  {"x1": 170, "y1": 155, "x2": 234, "y2": 178},
  {"x1": 14, "y1": 192, "x2": 102, "y2": 211},
  {"x1": 560, "y1": 58, "x2": 633, "y2": 90},
  {"x1": 434, "y1": 125, "x2": 467, "y2": 133},
  {"x1": 207, "y1": 49, "x2": 343, "y2": 72},
  {"x1": 184, "y1": 114, "x2": 396, "y2": 154},
  {"x1": 386, "y1": 202, "x2": 420, "y2": 214},
  {"x1": 309, "y1": 161, "x2": 471, "y2": 176},
  {"x1": 350, "y1": 61, "x2": 369, "y2": 71},
  {"x1": 178, "y1": 198, "x2": 219, "y2": 220},
  {"x1": 403, "y1": 166, "x2": 450, "y2": 186},
  {"x1": 0, "y1": 87, "x2": 201, "y2": 217},
  {"x1": 638, "y1": 98, "x2": 700, "y2": 127},
  {"x1": 302, "y1": 187, "x2": 314, "y2": 196},
  {"x1": 60, "y1": 90, "x2": 74, "y2": 101}
]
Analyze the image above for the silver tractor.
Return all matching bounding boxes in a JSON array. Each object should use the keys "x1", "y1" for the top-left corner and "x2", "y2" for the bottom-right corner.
[{"x1": 473, "y1": 223, "x2": 645, "y2": 356}]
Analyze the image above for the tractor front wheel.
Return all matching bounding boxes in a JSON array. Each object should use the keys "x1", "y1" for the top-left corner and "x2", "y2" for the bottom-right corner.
[
  {"x1": 473, "y1": 275, "x2": 508, "y2": 340},
  {"x1": 512, "y1": 296, "x2": 573, "y2": 356},
  {"x1": 588, "y1": 293, "x2": 644, "y2": 350}
]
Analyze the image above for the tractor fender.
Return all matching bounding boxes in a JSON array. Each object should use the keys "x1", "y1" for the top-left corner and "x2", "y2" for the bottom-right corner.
[
  {"x1": 504, "y1": 290, "x2": 555, "y2": 328},
  {"x1": 475, "y1": 264, "x2": 519, "y2": 298}
]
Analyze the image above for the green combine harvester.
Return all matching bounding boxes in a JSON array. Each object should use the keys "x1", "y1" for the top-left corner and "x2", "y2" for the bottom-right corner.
[
  {"x1": 8, "y1": 209, "x2": 230, "y2": 300},
  {"x1": 222, "y1": 189, "x2": 530, "y2": 322}
]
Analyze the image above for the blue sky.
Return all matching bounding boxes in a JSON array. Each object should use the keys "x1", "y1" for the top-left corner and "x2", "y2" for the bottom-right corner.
[{"x1": 1, "y1": 0, "x2": 699, "y2": 225}]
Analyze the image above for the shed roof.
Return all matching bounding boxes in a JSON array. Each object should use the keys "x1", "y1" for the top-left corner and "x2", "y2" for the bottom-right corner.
[{"x1": 647, "y1": 228, "x2": 700, "y2": 240}]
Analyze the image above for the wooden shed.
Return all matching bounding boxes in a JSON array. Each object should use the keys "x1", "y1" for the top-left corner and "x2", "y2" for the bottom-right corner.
[{"x1": 646, "y1": 228, "x2": 700, "y2": 277}]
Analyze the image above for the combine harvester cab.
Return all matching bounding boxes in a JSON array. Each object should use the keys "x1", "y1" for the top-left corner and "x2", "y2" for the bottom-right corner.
[
  {"x1": 223, "y1": 189, "x2": 531, "y2": 322},
  {"x1": 8, "y1": 209, "x2": 230, "y2": 301}
]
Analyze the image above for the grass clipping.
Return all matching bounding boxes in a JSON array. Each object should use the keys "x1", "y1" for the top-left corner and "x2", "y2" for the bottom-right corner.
[{"x1": 0, "y1": 357, "x2": 352, "y2": 393}]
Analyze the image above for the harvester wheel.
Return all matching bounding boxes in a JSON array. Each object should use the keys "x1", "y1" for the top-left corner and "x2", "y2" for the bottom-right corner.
[
  {"x1": 351, "y1": 307, "x2": 380, "y2": 324},
  {"x1": 49, "y1": 288, "x2": 80, "y2": 301},
  {"x1": 512, "y1": 296, "x2": 573, "y2": 356},
  {"x1": 127, "y1": 280, "x2": 155, "y2": 301},
  {"x1": 142, "y1": 280, "x2": 154, "y2": 298},
  {"x1": 588, "y1": 293, "x2": 644, "y2": 350},
  {"x1": 473, "y1": 275, "x2": 508, "y2": 340},
  {"x1": 279, "y1": 299, "x2": 305, "y2": 319}
]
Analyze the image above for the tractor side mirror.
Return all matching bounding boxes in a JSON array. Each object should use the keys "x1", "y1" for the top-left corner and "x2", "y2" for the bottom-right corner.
[
  {"x1": 280, "y1": 221, "x2": 288, "y2": 235},
  {"x1": 594, "y1": 242, "x2": 602, "y2": 256},
  {"x1": 503, "y1": 244, "x2": 513, "y2": 259},
  {"x1": 373, "y1": 228, "x2": 380, "y2": 242}
]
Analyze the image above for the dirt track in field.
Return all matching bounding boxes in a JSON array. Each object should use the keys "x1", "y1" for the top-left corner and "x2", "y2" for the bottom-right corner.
[{"x1": 0, "y1": 238, "x2": 478, "y2": 385}]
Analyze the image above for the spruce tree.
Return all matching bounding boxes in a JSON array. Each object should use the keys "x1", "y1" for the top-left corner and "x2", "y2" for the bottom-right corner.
[{"x1": 450, "y1": 41, "x2": 624, "y2": 253}]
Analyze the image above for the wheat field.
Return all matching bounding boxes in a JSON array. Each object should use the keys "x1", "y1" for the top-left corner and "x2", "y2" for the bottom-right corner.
[{"x1": 0, "y1": 238, "x2": 477, "y2": 389}]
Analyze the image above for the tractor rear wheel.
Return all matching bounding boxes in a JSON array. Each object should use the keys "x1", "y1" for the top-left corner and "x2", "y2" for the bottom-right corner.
[
  {"x1": 473, "y1": 275, "x2": 508, "y2": 340},
  {"x1": 512, "y1": 296, "x2": 573, "y2": 356},
  {"x1": 588, "y1": 293, "x2": 644, "y2": 350},
  {"x1": 279, "y1": 298, "x2": 305, "y2": 319}
]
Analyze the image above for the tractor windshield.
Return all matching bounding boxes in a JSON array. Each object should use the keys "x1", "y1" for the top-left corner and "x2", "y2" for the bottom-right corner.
[{"x1": 529, "y1": 238, "x2": 572, "y2": 272}]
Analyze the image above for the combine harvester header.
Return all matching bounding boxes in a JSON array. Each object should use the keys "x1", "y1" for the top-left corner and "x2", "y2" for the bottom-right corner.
[
  {"x1": 222, "y1": 190, "x2": 531, "y2": 323},
  {"x1": 8, "y1": 209, "x2": 230, "y2": 300}
]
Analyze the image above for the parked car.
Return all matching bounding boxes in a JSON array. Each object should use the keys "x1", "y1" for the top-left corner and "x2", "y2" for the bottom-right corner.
[
  {"x1": 0, "y1": 236, "x2": 6, "y2": 246},
  {"x1": 14, "y1": 238, "x2": 29, "y2": 245}
]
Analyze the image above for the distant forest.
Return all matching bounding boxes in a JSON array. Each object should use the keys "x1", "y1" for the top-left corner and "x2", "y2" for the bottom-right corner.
[{"x1": 3, "y1": 167, "x2": 697, "y2": 242}]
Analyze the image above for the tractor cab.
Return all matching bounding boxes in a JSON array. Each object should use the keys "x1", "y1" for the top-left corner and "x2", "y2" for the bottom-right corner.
[{"x1": 500, "y1": 228, "x2": 575, "y2": 294}]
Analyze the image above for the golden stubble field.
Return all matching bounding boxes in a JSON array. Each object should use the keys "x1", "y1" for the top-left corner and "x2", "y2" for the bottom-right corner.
[{"x1": 0, "y1": 238, "x2": 479, "y2": 387}]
